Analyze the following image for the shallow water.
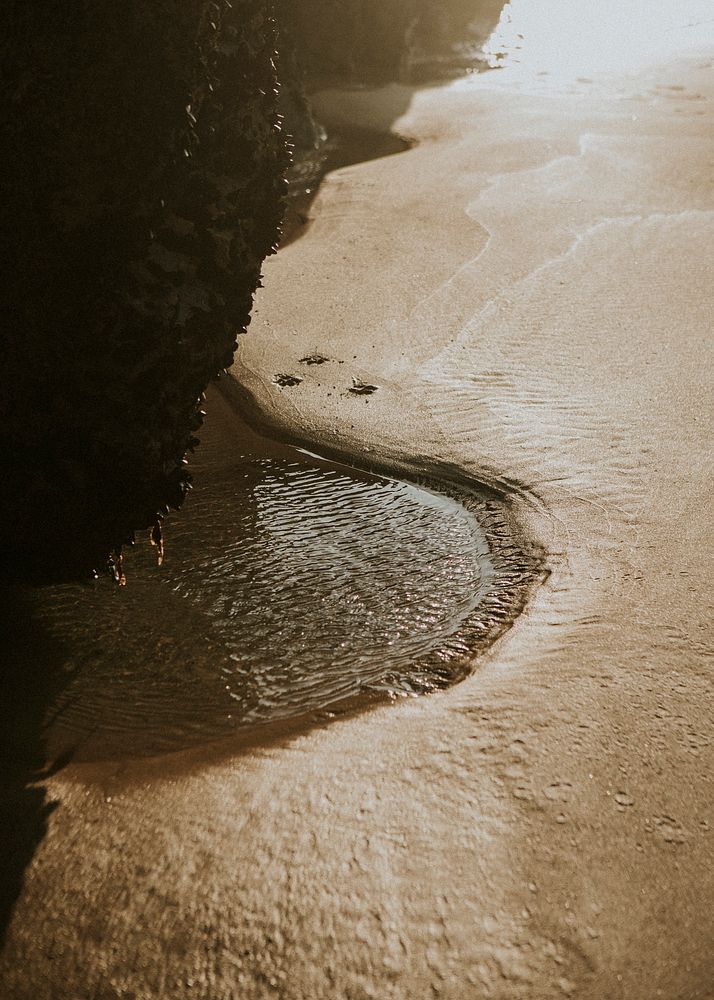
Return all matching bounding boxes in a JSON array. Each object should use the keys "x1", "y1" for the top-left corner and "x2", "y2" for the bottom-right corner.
[{"x1": 2, "y1": 386, "x2": 527, "y2": 763}]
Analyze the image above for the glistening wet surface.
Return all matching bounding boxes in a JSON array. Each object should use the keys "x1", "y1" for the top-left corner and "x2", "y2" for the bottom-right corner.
[{"x1": 3, "y1": 386, "x2": 532, "y2": 764}]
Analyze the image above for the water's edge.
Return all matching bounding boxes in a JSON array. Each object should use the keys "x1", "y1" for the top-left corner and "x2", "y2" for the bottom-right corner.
[{"x1": 45, "y1": 373, "x2": 544, "y2": 784}]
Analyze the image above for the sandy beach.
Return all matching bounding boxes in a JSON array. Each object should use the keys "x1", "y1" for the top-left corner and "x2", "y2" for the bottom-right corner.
[{"x1": 2, "y1": 5, "x2": 713, "y2": 998}]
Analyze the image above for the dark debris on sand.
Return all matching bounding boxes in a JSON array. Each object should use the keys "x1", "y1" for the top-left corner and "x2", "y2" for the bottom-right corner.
[
  {"x1": 273, "y1": 373, "x2": 304, "y2": 387},
  {"x1": 349, "y1": 378, "x2": 379, "y2": 396}
]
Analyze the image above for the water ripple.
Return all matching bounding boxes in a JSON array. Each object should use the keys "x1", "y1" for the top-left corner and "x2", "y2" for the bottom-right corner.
[{"x1": 15, "y1": 388, "x2": 535, "y2": 761}]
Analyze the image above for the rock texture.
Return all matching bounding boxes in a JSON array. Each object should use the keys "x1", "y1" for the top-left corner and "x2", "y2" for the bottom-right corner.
[
  {"x1": 0, "y1": 0, "x2": 503, "y2": 576},
  {"x1": 277, "y1": 0, "x2": 504, "y2": 85},
  {"x1": 0, "y1": 1, "x2": 287, "y2": 576}
]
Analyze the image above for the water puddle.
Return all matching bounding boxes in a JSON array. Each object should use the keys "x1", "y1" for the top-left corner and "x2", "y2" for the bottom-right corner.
[{"x1": 3, "y1": 386, "x2": 533, "y2": 764}]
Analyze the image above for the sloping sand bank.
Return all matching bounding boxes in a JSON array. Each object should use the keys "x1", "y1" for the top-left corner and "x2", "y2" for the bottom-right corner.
[{"x1": 2, "y1": 10, "x2": 713, "y2": 1000}]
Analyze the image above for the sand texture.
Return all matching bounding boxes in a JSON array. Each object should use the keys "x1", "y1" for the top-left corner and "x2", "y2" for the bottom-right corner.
[{"x1": 1, "y1": 10, "x2": 713, "y2": 1000}]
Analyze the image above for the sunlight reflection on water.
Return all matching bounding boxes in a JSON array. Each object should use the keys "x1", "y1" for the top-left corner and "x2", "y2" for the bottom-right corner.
[{"x1": 18, "y1": 388, "x2": 518, "y2": 762}]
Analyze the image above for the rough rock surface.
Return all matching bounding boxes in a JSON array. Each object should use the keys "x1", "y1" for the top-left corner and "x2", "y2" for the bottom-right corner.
[
  {"x1": 0, "y1": 1, "x2": 287, "y2": 576},
  {"x1": 278, "y1": 0, "x2": 503, "y2": 83},
  {"x1": 275, "y1": 0, "x2": 505, "y2": 165}
]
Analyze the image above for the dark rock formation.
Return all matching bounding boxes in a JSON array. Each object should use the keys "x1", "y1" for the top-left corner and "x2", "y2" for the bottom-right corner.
[
  {"x1": 0, "y1": 0, "x2": 504, "y2": 577},
  {"x1": 274, "y1": 1, "x2": 505, "y2": 243},
  {"x1": 274, "y1": 0, "x2": 505, "y2": 208},
  {"x1": 277, "y1": 0, "x2": 505, "y2": 87},
  {"x1": 0, "y1": 1, "x2": 287, "y2": 577}
]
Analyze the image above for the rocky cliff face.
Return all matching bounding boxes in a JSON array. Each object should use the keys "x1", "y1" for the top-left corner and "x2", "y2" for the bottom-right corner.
[
  {"x1": 277, "y1": 0, "x2": 504, "y2": 86},
  {"x1": 0, "y1": 1, "x2": 287, "y2": 576},
  {"x1": 274, "y1": 1, "x2": 505, "y2": 248},
  {"x1": 0, "y1": 0, "x2": 503, "y2": 577}
]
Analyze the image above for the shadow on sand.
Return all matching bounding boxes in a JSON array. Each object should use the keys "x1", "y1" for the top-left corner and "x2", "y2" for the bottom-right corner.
[
  {"x1": 281, "y1": 90, "x2": 416, "y2": 247},
  {"x1": 281, "y1": 1, "x2": 507, "y2": 245},
  {"x1": 0, "y1": 586, "x2": 73, "y2": 947},
  {"x1": 0, "y1": 2, "x2": 512, "y2": 949}
]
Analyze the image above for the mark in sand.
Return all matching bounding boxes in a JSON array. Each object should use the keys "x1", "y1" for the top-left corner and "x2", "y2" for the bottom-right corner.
[
  {"x1": 273, "y1": 373, "x2": 304, "y2": 387},
  {"x1": 349, "y1": 378, "x2": 379, "y2": 396}
]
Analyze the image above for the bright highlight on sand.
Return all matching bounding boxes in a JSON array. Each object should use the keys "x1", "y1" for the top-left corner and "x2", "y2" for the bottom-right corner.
[
  {"x1": 483, "y1": 0, "x2": 714, "y2": 81},
  {"x1": 2, "y1": 3, "x2": 713, "y2": 997}
]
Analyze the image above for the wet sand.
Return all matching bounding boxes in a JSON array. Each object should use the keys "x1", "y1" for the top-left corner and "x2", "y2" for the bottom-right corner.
[
  {"x1": 2, "y1": 9, "x2": 714, "y2": 1000},
  {"x1": 282, "y1": 124, "x2": 412, "y2": 246},
  {"x1": 2, "y1": 383, "x2": 534, "y2": 764}
]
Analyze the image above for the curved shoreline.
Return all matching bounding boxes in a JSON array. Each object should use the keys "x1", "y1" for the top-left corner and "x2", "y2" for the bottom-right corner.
[
  {"x1": 3, "y1": 26, "x2": 713, "y2": 998},
  {"x1": 45, "y1": 375, "x2": 544, "y2": 778},
  {"x1": 0, "y1": 363, "x2": 544, "y2": 779},
  {"x1": 220, "y1": 368, "x2": 546, "y2": 644},
  {"x1": 219, "y1": 371, "x2": 546, "y2": 661}
]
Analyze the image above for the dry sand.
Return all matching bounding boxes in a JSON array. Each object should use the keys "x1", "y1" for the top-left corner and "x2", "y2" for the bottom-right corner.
[{"x1": 2, "y1": 10, "x2": 713, "y2": 1000}]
